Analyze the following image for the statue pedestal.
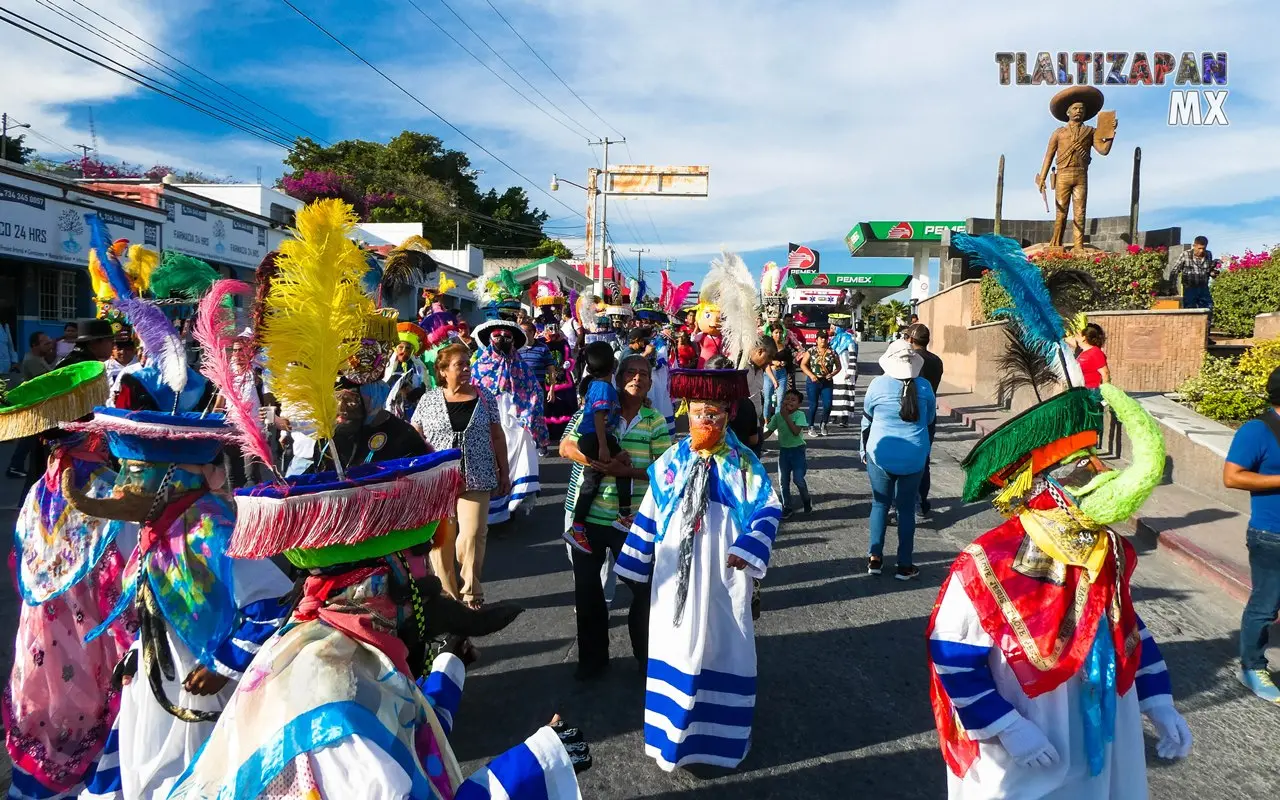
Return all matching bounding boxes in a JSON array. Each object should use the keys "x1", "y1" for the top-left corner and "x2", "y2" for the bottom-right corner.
[{"x1": 1023, "y1": 242, "x2": 1105, "y2": 260}]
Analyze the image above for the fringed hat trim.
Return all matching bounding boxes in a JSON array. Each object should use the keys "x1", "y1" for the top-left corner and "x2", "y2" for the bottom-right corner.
[
  {"x1": 0, "y1": 362, "x2": 108, "y2": 441},
  {"x1": 669, "y1": 368, "x2": 750, "y2": 404},
  {"x1": 66, "y1": 408, "x2": 234, "y2": 464},
  {"x1": 229, "y1": 451, "x2": 463, "y2": 559},
  {"x1": 960, "y1": 388, "x2": 1103, "y2": 502},
  {"x1": 284, "y1": 520, "x2": 439, "y2": 569}
]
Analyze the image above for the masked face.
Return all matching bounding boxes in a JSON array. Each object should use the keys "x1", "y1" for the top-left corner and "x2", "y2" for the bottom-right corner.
[
  {"x1": 697, "y1": 306, "x2": 722, "y2": 335},
  {"x1": 1046, "y1": 450, "x2": 1111, "y2": 501},
  {"x1": 490, "y1": 330, "x2": 515, "y2": 355},
  {"x1": 688, "y1": 401, "x2": 729, "y2": 451}
]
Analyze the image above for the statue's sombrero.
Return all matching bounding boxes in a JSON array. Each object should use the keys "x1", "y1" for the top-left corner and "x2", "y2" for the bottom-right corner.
[{"x1": 1049, "y1": 85, "x2": 1104, "y2": 122}]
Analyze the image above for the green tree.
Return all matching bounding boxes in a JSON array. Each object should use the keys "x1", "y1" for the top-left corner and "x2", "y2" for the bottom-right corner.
[
  {"x1": 529, "y1": 237, "x2": 574, "y2": 259},
  {"x1": 281, "y1": 132, "x2": 553, "y2": 256},
  {"x1": 1, "y1": 133, "x2": 34, "y2": 164}
]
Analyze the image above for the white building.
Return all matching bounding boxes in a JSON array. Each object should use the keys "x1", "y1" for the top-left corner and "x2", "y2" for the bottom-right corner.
[{"x1": 173, "y1": 183, "x2": 302, "y2": 227}]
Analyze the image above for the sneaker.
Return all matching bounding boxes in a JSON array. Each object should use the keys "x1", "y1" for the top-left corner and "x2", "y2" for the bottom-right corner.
[
  {"x1": 820, "y1": 424, "x2": 828, "y2": 437},
  {"x1": 537, "y1": 446, "x2": 549, "y2": 458},
  {"x1": 895, "y1": 565, "x2": 921, "y2": 581},
  {"x1": 867, "y1": 556, "x2": 883, "y2": 575},
  {"x1": 612, "y1": 513, "x2": 635, "y2": 533},
  {"x1": 887, "y1": 509, "x2": 898, "y2": 526},
  {"x1": 562, "y1": 524, "x2": 593, "y2": 555},
  {"x1": 782, "y1": 507, "x2": 795, "y2": 520},
  {"x1": 802, "y1": 500, "x2": 813, "y2": 514},
  {"x1": 1239, "y1": 668, "x2": 1280, "y2": 704},
  {"x1": 807, "y1": 427, "x2": 818, "y2": 438},
  {"x1": 916, "y1": 505, "x2": 930, "y2": 522},
  {"x1": 5, "y1": 468, "x2": 25, "y2": 479}
]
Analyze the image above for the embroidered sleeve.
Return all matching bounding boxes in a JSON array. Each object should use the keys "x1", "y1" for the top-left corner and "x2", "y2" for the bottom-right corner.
[
  {"x1": 728, "y1": 467, "x2": 782, "y2": 579},
  {"x1": 928, "y1": 578, "x2": 1020, "y2": 739},
  {"x1": 1134, "y1": 616, "x2": 1174, "y2": 711}
]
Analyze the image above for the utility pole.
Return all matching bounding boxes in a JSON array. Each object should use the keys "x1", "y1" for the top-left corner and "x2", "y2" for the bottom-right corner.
[
  {"x1": 630, "y1": 247, "x2": 650, "y2": 287},
  {"x1": 73, "y1": 144, "x2": 93, "y2": 175},
  {"x1": 1, "y1": 114, "x2": 31, "y2": 163},
  {"x1": 589, "y1": 138, "x2": 624, "y2": 294}
]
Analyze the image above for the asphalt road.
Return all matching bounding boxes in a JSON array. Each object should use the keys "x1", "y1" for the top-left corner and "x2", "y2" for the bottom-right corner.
[
  {"x1": 0, "y1": 342, "x2": 1278, "y2": 797},
  {"x1": 449, "y1": 342, "x2": 1280, "y2": 800}
]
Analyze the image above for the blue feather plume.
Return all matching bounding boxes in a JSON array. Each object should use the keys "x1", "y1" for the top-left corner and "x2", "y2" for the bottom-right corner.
[
  {"x1": 637, "y1": 278, "x2": 647, "y2": 302},
  {"x1": 86, "y1": 213, "x2": 135, "y2": 300},
  {"x1": 951, "y1": 232, "x2": 1083, "y2": 387}
]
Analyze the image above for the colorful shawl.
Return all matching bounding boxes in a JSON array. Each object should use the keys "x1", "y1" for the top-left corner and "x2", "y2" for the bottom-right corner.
[
  {"x1": 473, "y1": 349, "x2": 549, "y2": 446},
  {"x1": 89, "y1": 478, "x2": 238, "y2": 672},
  {"x1": 647, "y1": 431, "x2": 773, "y2": 544}
]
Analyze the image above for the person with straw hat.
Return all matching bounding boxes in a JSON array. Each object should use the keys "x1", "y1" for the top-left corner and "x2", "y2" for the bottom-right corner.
[
  {"x1": 861, "y1": 338, "x2": 936, "y2": 580},
  {"x1": 0, "y1": 361, "x2": 137, "y2": 799}
]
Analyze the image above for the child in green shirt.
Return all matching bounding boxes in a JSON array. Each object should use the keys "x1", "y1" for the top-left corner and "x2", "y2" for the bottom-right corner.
[{"x1": 763, "y1": 388, "x2": 811, "y2": 518}]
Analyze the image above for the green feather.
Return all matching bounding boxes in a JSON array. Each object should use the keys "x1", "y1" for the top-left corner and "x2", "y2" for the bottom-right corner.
[
  {"x1": 150, "y1": 252, "x2": 220, "y2": 300},
  {"x1": 1077, "y1": 384, "x2": 1165, "y2": 524},
  {"x1": 960, "y1": 387, "x2": 1102, "y2": 502},
  {"x1": 499, "y1": 269, "x2": 522, "y2": 299}
]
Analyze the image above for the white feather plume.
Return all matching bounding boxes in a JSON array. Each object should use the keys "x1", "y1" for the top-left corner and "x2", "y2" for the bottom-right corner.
[{"x1": 703, "y1": 250, "x2": 761, "y2": 368}]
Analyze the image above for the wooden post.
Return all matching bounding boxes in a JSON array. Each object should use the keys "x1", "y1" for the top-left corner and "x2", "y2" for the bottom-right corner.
[
  {"x1": 1129, "y1": 147, "x2": 1141, "y2": 246},
  {"x1": 995, "y1": 154, "x2": 1005, "y2": 236}
]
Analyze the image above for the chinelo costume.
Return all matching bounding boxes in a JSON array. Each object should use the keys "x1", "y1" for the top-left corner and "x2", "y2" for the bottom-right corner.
[
  {"x1": 386, "y1": 321, "x2": 429, "y2": 420},
  {"x1": 471, "y1": 269, "x2": 525, "y2": 323},
  {"x1": 635, "y1": 286, "x2": 675, "y2": 435},
  {"x1": 168, "y1": 199, "x2": 592, "y2": 800},
  {"x1": 926, "y1": 233, "x2": 1192, "y2": 799},
  {"x1": 419, "y1": 273, "x2": 463, "y2": 389},
  {"x1": 2, "y1": 362, "x2": 136, "y2": 800},
  {"x1": 615, "y1": 252, "x2": 782, "y2": 772},
  {"x1": 827, "y1": 313, "x2": 858, "y2": 427},
  {"x1": 472, "y1": 318, "x2": 546, "y2": 525}
]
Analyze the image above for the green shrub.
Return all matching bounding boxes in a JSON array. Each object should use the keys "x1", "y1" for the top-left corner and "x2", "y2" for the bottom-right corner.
[
  {"x1": 978, "y1": 246, "x2": 1168, "y2": 321},
  {"x1": 1209, "y1": 250, "x2": 1280, "y2": 338},
  {"x1": 1177, "y1": 354, "x2": 1267, "y2": 421}
]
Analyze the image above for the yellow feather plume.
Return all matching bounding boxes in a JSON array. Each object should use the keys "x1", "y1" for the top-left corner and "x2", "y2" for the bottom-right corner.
[
  {"x1": 263, "y1": 199, "x2": 374, "y2": 448},
  {"x1": 437, "y1": 272, "x2": 456, "y2": 296},
  {"x1": 125, "y1": 245, "x2": 159, "y2": 294}
]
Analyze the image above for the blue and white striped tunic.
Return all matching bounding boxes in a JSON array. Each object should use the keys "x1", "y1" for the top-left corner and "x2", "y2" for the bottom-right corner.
[{"x1": 616, "y1": 437, "x2": 782, "y2": 771}]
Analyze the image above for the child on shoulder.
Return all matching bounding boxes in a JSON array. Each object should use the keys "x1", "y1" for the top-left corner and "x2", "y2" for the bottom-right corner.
[
  {"x1": 763, "y1": 388, "x2": 811, "y2": 519},
  {"x1": 563, "y1": 342, "x2": 632, "y2": 555}
]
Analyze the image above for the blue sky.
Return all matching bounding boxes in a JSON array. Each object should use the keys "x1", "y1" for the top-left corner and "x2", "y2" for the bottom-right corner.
[{"x1": 3, "y1": 0, "x2": 1278, "y2": 290}]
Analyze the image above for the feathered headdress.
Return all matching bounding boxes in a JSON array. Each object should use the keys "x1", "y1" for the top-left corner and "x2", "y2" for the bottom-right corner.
[
  {"x1": 124, "y1": 245, "x2": 159, "y2": 295},
  {"x1": 112, "y1": 297, "x2": 187, "y2": 395},
  {"x1": 260, "y1": 199, "x2": 374, "y2": 479},
  {"x1": 761, "y1": 261, "x2": 782, "y2": 296},
  {"x1": 383, "y1": 235, "x2": 438, "y2": 295},
  {"x1": 659, "y1": 270, "x2": 693, "y2": 317},
  {"x1": 576, "y1": 293, "x2": 600, "y2": 332},
  {"x1": 86, "y1": 214, "x2": 135, "y2": 310},
  {"x1": 950, "y1": 233, "x2": 1083, "y2": 387},
  {"x1": 530, "y1": 278, "x2": 563, "y2": 308},
  {"x1": 194, "y1": 279, "x2": 275, "y2": 475},
  {"x1": 701, "y1": 251, "x2": 761, "y2": 368},
  {"x1": 150, "y1": 252, "x2": 219, "y2": 302}
]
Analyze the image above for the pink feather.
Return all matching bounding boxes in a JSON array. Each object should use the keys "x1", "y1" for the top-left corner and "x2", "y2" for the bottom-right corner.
[
  {"x1": 194, "y1": 279, "x2": 276, "y2": 475},
  {"x1": 669, "y1": 279, "x2": 694, "y2": 314}
]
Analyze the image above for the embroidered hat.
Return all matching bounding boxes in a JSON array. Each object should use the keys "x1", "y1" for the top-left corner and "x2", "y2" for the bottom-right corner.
[
  {"x1": 230, "y1": 451, "x2": 462, "y2": 568},
  {"x1": 473, "y1": 319, "x2": 527, "y2": 350},
  {"x1": 396, "y1": 322, "x2": 429, "y2": 357},
  {"x1": 0, "y1": 361, "x2": 109, "y2": 441},
  {"x1": 66, "y1": 407, "x2": 235, "y2": 465}
]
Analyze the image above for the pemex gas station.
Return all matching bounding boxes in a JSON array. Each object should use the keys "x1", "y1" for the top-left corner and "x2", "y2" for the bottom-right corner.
[{"x1": 779, "y1": 220, "x2": 967, "y2": 320}]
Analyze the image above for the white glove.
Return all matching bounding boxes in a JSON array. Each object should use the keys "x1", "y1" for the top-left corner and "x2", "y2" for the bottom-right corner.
[
  {"x1": 996, "y1": 716, "x2": 1060, "y2": 768},
  {"x1": 1145, "y1": 703, "x2": 1193, "y2": 760}
]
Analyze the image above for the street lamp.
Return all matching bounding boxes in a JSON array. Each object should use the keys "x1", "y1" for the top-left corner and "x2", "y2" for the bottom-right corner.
[{"x1": 1, "y1": 114, "x2": 32, "y2": 162}]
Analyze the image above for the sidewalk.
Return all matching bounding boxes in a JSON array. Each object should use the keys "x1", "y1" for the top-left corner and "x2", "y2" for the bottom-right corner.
[{"x1": 937, "y1": 385, "x2": 1253, "y2": 605}]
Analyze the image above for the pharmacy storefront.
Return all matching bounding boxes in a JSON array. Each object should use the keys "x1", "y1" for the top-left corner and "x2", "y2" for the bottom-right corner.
[
  {"x1": 159, "y1": 186, "x2": 287, "y2": 283},
  {"x1": 0, "y1": 165, "x2": 166, "y2": 361}
]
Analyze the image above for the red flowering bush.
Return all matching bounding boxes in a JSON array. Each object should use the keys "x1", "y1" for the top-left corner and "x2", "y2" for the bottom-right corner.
[
  {"x1": 981, "y1": 246, "x2": 1168, "y2": 320},
  {"x1": 1210, "y1": 246, "x2": 1280, "y2": 336}
]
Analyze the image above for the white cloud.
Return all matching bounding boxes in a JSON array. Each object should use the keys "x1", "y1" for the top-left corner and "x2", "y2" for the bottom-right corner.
[{"x1": 3, "y1": 0, "x2": 1275, "y2": 274}]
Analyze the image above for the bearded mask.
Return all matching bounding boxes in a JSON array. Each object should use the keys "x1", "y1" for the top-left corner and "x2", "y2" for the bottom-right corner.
[{"x1": 688, "y1": 401, "x2": 729, "y2": 451}]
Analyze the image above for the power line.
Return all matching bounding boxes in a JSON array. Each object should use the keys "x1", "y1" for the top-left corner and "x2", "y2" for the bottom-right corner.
[
  {"x1": 0, "y1": 9, "x2": 297, "y2": 149},
  {"x1": 276, "y1": 0, "x2": 583, "y2": 220},
  {"x1": 481, "y1": 0, "x2": 625, "y2": 139},
  {"x1": 30, "y1": 0, "x2": 308, "y2": 148},
  {"x1": 60, "y1": 0, "x2": 327, "y2": 144},
  {"x1": 399, "y1": 0, "x2": 593, "y2": 142},
  {"x1": 427, "y1": 0, "x2": 600, "y2": 140}
]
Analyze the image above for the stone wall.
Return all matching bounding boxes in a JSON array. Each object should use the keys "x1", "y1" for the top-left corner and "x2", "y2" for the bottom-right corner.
[
  {"x1": 1086, "y1": 309, "x2": 1209, "y2": 392},
  {"x1": 965, "y1": 216, "x2": 1181, "y2": 254},
  {"x1": 917, "y1": 278, "x2": 1210, "y2": 397},
  {"x1": 1255, "y1": 312, "x2": 1280, "y2": 342}
]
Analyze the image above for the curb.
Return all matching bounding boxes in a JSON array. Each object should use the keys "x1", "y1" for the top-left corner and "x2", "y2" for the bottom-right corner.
[{"x1": 939, "y1": 397, "x2": 1252, "y2": 605}]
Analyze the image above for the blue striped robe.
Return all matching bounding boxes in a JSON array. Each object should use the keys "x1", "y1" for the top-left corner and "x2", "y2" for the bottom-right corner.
[{"x1": 616, "y1": 436, "x2": 782, "y2": 771}]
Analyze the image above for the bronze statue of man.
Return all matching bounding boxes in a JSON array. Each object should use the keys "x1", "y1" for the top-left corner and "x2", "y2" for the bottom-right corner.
[{"x1": 1035, "y1": 86, "x2": 1117, "y2": 250}]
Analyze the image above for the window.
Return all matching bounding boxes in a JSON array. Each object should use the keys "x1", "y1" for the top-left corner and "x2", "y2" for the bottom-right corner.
[
  {"x1": 269, "y1": 203, "x2": 296, "y2": 227},
  {"x1": 39, "y1": 269, "x2": 77, "y2": 322}
]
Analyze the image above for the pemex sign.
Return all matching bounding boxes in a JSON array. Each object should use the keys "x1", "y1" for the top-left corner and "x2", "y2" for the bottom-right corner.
[{"x1": 846, "y1": 220, "x2": 967, "y2": 255}]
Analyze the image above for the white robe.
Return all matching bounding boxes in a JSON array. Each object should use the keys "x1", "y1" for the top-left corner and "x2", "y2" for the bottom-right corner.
[
  {"x1": 98, "y1": 557, "x2": 291, "y2": 800},
  {"x1": 615, "y1": 442, "x2": 782, "y2": 771},
  {"x1": 488, "y1": 392, "x2": 540, "y2": 525},
  {"x1": 929, "y1": 576, "x2": 1171, "y2": 799}
]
